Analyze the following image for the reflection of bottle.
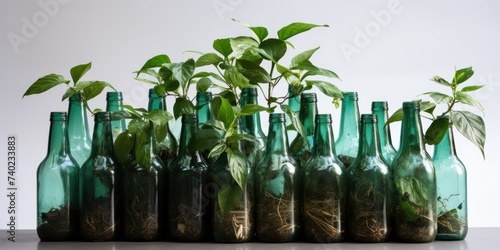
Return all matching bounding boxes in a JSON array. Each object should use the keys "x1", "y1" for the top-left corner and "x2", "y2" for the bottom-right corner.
[
  {"x1": 256, "y1": 113, "x2": 300, "y2": 242},
  {"x1": 37, "y1": 112, "x2": 79, "y2": 241},
  {"x1": 67, "y1": 92, "x2": 91, "y2": 167},
  {"x1": 335, "y1": 92, "x2": 360, "y2": 168},
  {"x1": 240, "y1": 87, "x2": 266, "y2": 168},
  {"x1": 392, "y1": 102, "x2": 437, "y2": 242},
  {"x1": 347, "y1": 114, "x2": 392, "y2": 242},
  {"x1": 106, "y1": 92, "x2": 126, "y2": 142},
  {"x1": 432, "y1": 115, "x2": 467, "y2": 240},
  {"x1": 80, "y1": 112, "x2": 121, "y2": 241},
  {"x1": 302, "y1": 114, "x2": 346, "y2": 243},
  {"x1": 290, "y1": 93, "x2": 317, "y2": 168},
  {"x1": 148, "y1": 89, "x2": 178, "y2": 168},
  {"x1": 167, "y1": 114, "x2": 209, "y2": 241},
  {"x1": 371, "y1": 101, "x2": 397, "y2": 165}
]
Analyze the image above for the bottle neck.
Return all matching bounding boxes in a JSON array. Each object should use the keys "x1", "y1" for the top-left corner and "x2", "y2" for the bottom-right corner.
[
  {"x1": 266, "y1": 115, "x2": 290, "y2": 156},
  {"x1": 148, "y1": 96, "x2": 166, "y2": 112},
  {"x1": 357, "y1": 116, "x2": 382, "y2": 158},
  {"x1": 373, "y1": 107, "x2": 393, "y2": 148},
  {"x1": 288, "y1": 85, "x2": 300, "y2": 113},
  {"x1": 399, "y1": 106, "x2": 426, "y2": 153},
  {"x1": 90, "y1": 117, "x2": 115, "y2": 156},
  {"x1": 196, "y1": 94, "x2": 213, "y2": 125},
  {"x1": 338, "y1": 98, "x2": 360, "y2": 140},
  {"x1": 312, "y1": 119, "x2": 335, "y2": 157},
  {"x1": 47, "y1": 118, "x2": 70, "y2": 157},
  {"x1": 67, "y1": 95, "x2": 91, "y2": 141},
  {"x1": 433, "y1": 124, "x2": 456, "y2": 159},
  {"x1": 178, "y1": 118, "x2": 198, "y2": 154},
  {"x1": 299, "y1": 100, "x2": 317, "y2": 137},
  {"x1": 240, "y1": 95, "x2": 265, "y2": 137}
]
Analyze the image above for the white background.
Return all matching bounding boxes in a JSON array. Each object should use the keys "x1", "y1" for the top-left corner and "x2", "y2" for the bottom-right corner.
[{"x1": 0, "y1": 0, "x2": 499, "y2": 230}]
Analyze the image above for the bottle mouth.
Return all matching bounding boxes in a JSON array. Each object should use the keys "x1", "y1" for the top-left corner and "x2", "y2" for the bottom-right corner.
[
  {"x1": 315, "y1": 114, "x2": 332, "y2": 123},
  {"x1": 106, "y1": 91, "x2": 123, "y2": 101},
  {"x1": 371, "y1": 101, "x2": 388, "y2": 110},
  {"x1": 269, "y1": 113, "x2": 285, "y2": 122},
  {"x1": 182, "y1": 113, "x2": 198, "y2": 123},
  {"x1": 342, "y1": 91, "x2": 358, "y2": 101},
  {"x1": 50, "y1": 112, "x2": 67, "y2": 121},
  {"x1": 148, "y1": 88, "x2": 164, "y2": 98},
  {"x1": 361, "y1": 114, "x2": 377, "y2": 123},
  {"x1": 241, "y1": 87, "x2": 258, "y2": 97},
  {"x1": 196, "y1": 91, "x2": 213, "y2": 100},
  {"x1": 402, "y1": 101, "x2": 420, "y2": 109},
  {"x1": 301, "y1": 92, "x2": 317, "y2": 102},
  {"x1": 69, "y1": 92, "x2": 84, "y2": 102},
  {"x1": 94, "y1": 111, "x2": 112, "y2": 121}
]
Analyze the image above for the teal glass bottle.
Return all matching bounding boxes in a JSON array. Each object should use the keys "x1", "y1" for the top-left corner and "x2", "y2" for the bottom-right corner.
[
  {"x1": 211, "y1": 119, "x2": 254, "y2": 242},
  {"x1": 80, "y1": 112, "x2": 121, "y2": 241},
  {"x1": 335, "y1": 92, "x2": 360, "y2": 168},
  {"x1": 196, "y1": 91, "x2": 214, "y2": 127},
  {"x1": 347, "y1": 114, "x2": 392, "y2": 242},
  {"x1": 67, "y1": 92, "x2": 92, "y2": 167},
  {"x1": 432, "y1": 115, "x2": 467, "y2": 240},
  {"x1": 372, "y1": 101, "x2": 397, "y2": 165},
  {"x1": 256, "y1": 113, "x2": 300, "y2": 242},
  {"x1": 392, "y1": 102, "x2": 437, "y2": 242},
  {"x1": 290, "y1": 92, "x2": 317, "y2": 168},
  {"x1": 167, "y1": 114, "x2": 209, "y2": 241},
  {"x1": 286, "y1": 84, "x2": 301, "y2": 140},
  {"x1": 148, "y1": 89, "x2": 178, "y2": 167},
  {"x1": 106, "y1": 91, "x2": 127, "y2": 142},
  {"x1": 240, "y1": 87, "x2": 266, "y2": 168},
  {"x1": 302, "y1": 114, "x2": 346, "y2": 243},
  {"x1": 37, "y1": 112, "x2": 79, "y2": 241},
  {"x1": 123, "y1": 122, "x2": 166, "y2": 241}
]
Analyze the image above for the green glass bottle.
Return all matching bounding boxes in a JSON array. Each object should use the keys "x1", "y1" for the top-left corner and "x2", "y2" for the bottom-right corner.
[
  {"x1": 347, "y1": 114, "x2": 392, "y2": 242},
  {"x1": 240, "y1": 87, "x2": 266, "y2": 168},
  {"x1": 335, "y1": 92, "x2": 360, "y2": 168},
  {"x1": 211, "y1": 119, "x2": 254, "y2": 242},
  {"x1": 302, "y1": 114, "x2": 346, "y2": 243},
  {"x1": 290, "y1": 92, "x2": 317, "y2": 168},
  {"x1": 148, "y1": 89, "x2": 178, "y2": 167},
  {"x1": 372, "y1": 101, "x2": 397, "y2": 165},
  {"x1": 106, "y1": 91, "x2": 127, "y2": 142},
  {"x1": 432, "y1": 115, "x2": 467, "y2": 240},
  {"x1": 167, "y1": 114, "x2": 209, "y2": 241},
  {"x1": 67, "y1": 92, "x2": 92, "y2": 167},
  {"x1": 196, "y1": 91, "x2": 214, "y2": 127},
  {"x1": 37, "y1": 112, "x2": 79, "y2": 241},
  {"x1": 123, "y1": 122, "x2": 166, "y2": 241},
  {"x1": 256, "y1": 113, "x2": 300, "y2": 242},
  {"x1": 80, "y1": 112, "x2": 121, "y2": 241},
  {"x1": 287, "y1": 84, "x2": 301, "y2": 140},
  {"x1": 392, "y1": 102, "x2": 437, "y2": 242}
]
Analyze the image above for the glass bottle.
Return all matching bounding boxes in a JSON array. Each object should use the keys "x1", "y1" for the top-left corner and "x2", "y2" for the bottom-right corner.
[
  {"x1": 347, "y1": 114, "x2": 392, "y2": 242},
  {"x1": 211, "y1": 119, "x2": 254, "y2": 242},
  {"x1": 80, "y1": 112, "x2": 121, "y2": 241},
  {"x1": 196, "y1": 91, "x2": 214, "y2": 127},
  {"x1": 392, "y1": 102, "x2": 437, "y2": 242},
  {"x1": 67, "y1": 92, "x2": 92, "y2": 167},
  {"x1": 37, "y1": 112, "x2": 79, "y2": 241},
  {"x1": 240, "y1": 87, "x2": 266, "y2": 168},
  {"x1": 372, "y1": 101, "x2": 397, "y2": 165},
  {"x1": 148, "y1": 88, "x2": 178, "y2": 167},
  {"x1": 290, "y1": 92, "x2": 317, "y2": 168},
  {"x1": 432, "y1": 115, "x2": 467, "y2": 240},
  {"x1": 335, "y1": 92, "x2": 360, "y2": 168},
  {"x1": 167, "y1": 114, "x2": 209, "y2": 241},
  {"x1": 106, "y1": 91, "x2": 127, "y2": 142},
  {"x1": 286, "y1": 84, "x2": 301, "y2": 140},
  {"x1": 302, "y1": 114, "x2": 346, "y2": 243},
  {"x1": 123, "y1": 122, "x2": 166, "y2": 241},
  {"x1": 256, "y1": 113, "x2": 300, "y2": 242}
]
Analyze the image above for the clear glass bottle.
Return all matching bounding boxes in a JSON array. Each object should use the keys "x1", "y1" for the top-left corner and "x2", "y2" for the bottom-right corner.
[
  {"x1": 148, "y1": 88, "x2": 178, "y2": 167},
  {"x1": 123, "y1": 122, "x2": 166, "y2": 241},
  {"x1": 372, "y1": 101, "x2": 397, "y2": 165},
  {"x1": 302, "y1": 114, "x2": 346, "y2": 243},
  {"x1": 256, "y1": 113, "x2": 300, "y2": 242},
  {"x1": 290, "y1": 92, "x2": 317, "y2": 168},
  {"x1": 196, "y1": 91, "x2": 214, "y2": 127},
  {"x1": 167, "y1": 114, "x2": 209, "y2": 241},
  {"x1": 432, "y1": 115, "x2": 467, "y2": 240},
  {"x1": 37, "y1": 112, "x2": 79, "y2": 241},
  {"x1": 240, "y1": 87, "x2": 266, "y2": 168},
  {"x1": 347, "y1": 114, "x2": 392, "y2": 242},
  {"x1": 80, "y1": 112, "x2": 121, "y2": 241},
  {"x1": 335, "y1": 92, "x2": 360, "y2": 168},
  {"x1": 106, "y1": 91, "x2": 127, "y2": 142},
  {"x1": 392, "y1": 102, "x2": 437, "y2": 242},
  {"x1": 67, "y1": 92, "x2": 92, "y2": 167}
]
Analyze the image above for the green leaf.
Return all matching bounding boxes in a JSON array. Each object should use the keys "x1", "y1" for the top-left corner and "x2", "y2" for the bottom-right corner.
[
  {"x1": 277, "y1": 22, "x2": 329, "y2": 41},
  {"x1": 189, "y1": 128, "x2": 224, "y2": 152},
  {"x1": 154, "y1": 122, "x2": 167, "y2": 143},
  {"x1": 281, "y1": 105, "x2": 307, "y2": 144},
  {"x1": 223, "y1": 66, "x2": 251, "y2": 88},
  {"x1": 387, "y1": 107, "x2": 403, "y2": 124},
  {"x1": 213, "y1": 96, "x2": 236, "y2": 129},
  {"x1": 23, "y1": 74, "x2": 70, "y2": 97},
  {"x1": 196, "y1": 77, "x2": 214, "y2": 92},
  {"x1": 259, "y1": 38, "x2": 287, "y2": 62},
  {"x1": 164, "y1": 80, "x2": 180, "y2": 92},
  {"x1": 419, "y1": 101, "x2": 436, "y2": 115},
  {"x1": 145, "y1": 109, "x2": 171, "y2": 128},
  {"x1": 424, "y1": 117, "x2": 449, "y2": 145},
  {"x1": 134, "y1": 130, "x2": 150, "y2": 170},
  {"x1": 76, "y1": 81, "x2": 115, "y2": 101},
  {"x1": 302, "y1": 67, "x2": 340, "y2": 81},
  {"x1": 453, "y1": 67, "x2": 474, "y2": 85},
  {"x1": 452, "y1": 111, "x2": 486, "y2": 158},
  {"x1": 236, "y1": 59, "x2": 272, "y2": 83},
  {"x1": 208, "y1": 143, "x2": 227, "y2": 159},
  {"x1": 291, "y1": 47, "x2": 319, "y2": 68},
  {"x1": 213, "y1": 38, "x2": 233, "y2": 58},
  {"x1": 421, "y1": 91, "x2": 453, "y2": 104},
  {"x1": 136, "y1": 54, "x2": 171, "y2": 77},
  {"x1": 128, "y1": 119, "x2": 146, "y2": 134},
  {"x1": 219, "y1": 90, "x2": 237, "y2": 106},
  {"x1": 218, "y1": 184, "x2": 242, "y2": 214},
  {"x1": 114, "y1": 131, "x2": 134, "y2": 166},
  {"x1": 238, "y1": 104, "x2": 273, "y2": 116},
  {"x1": 456, "y1": 91, "x2": 484, "y2": 112},
  {"x1": 70, "y1": 62, "x2": 92, "y2": 84},
  {"x1": 192, "y1": 71, "x2": 225, "y2": 83},
  {"x1": 159, "y1": 66, "x2": 173, "y2": 81},
  {"x1": 461, "y1": 85, "x2": 485, "y2": 92},
  {"x1": 430, "y1": 76, "x2": 451, "y2": 87},
  {"x1": 226, "y1": 133, "x2": 258, "y2": 144},
  {"x1": 227, "y1": 148, "x2": 248, "y2": 190},
  {"x1": 165, "y1": 58, "x2": 195, "y2": 88},
  {"x1": 230, "y1": 36, "x2": 259, "y2": 59},
  {"x1": 173, "y1": 97, "x2": 196, "y2": 119},
  {"x1": 399, "y1": 200, "x2": 421, "y2": 222},
  {"x1": 61, "y1": 88, "x2": 77, "y2": 101},
  {"x1": 306, "y1": 80, "x2": 343, "y2": 99},
  {"x1": 196, "y1": 53, "x2": 223, "y2": 67},
  {"x1": 231, "y1": 19, "x2": 268, "y2": 42},
  {"x1": 203, "y1": 119, "x2": 226, "y2": 131},
  {"x1": 134, "y1": 77, "x2": 158, "y2": 85}
]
